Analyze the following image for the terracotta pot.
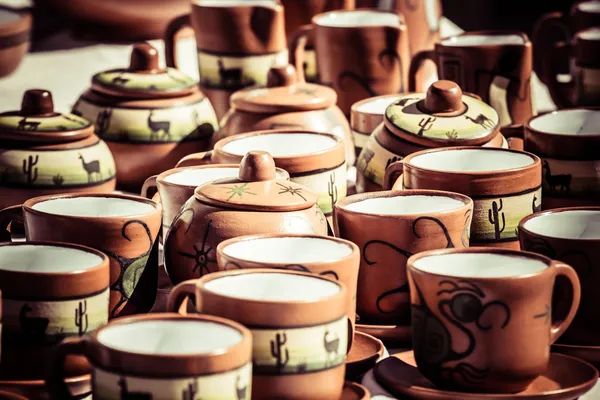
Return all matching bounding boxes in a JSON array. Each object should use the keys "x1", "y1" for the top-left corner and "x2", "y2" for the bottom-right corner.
[
  {"x1": 218, "y1": 64, "x2": 355, "y2": 166},
  {"x1": 168, "y1": 269, "x2": 348, "y2": 400},
  {"x1": 72, "y1": 43, "x2": 217, "y2": 192},
  {"x1": 0, "y1": 90, "x2": 116, "y2": 210},
  {"x1": 0, "y1": 242, "x2": 108, "y2": 381},
  {"x1": 164, "y1": 0, "x2": 287, "y2": 119},
  {"x1": 407, "y1": 248, "x2": 581, "y2": 393},
  {"x1": 334, "y1": 190, "x2": 473, "y2": 325},
  {"x1": 290, "y1": 9, "x2": 410, "y2": 116},
  {"x1": 0, "y1": 193, "x2": 161, "y2": 319},
  {"x1": 46, "y1": 313, "x2": 252, "y2": 400},
  {"x1": 384, "y1": 146, "x2": 542, "y2": 249},
  {"x1": 177, "y1": 129, "x2": 347, "y2": 217},
  {"x1": 216, "y1": 233, "x2": 359, "y2": 344},
  {"x1": 0, "y1": 374, "x2": 90, "y2": 400},
  {"x1": 410, "y1": 31, "x2": 534, "y2": 127},
  {"x1": 0, "y1": 7, "x2": 30, "y2": 77},
  {"x1": 519, "y1": 207, "x2": 600, "y2": 346}
]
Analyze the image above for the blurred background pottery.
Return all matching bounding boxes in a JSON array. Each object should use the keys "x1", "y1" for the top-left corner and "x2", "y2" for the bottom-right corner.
[{"x1": 0, "y1": 6, "x2": 30, "y2": 77}]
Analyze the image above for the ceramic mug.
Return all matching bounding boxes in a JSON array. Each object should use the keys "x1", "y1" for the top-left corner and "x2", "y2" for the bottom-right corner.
[
  {"x1": 409, "y1": 31, "x2": 534, "y2": 126},
  {"x1": 290, "y1": 9, "x2": 410, "y2": 116},
  {"x1": 0, "y1": 193, "x2": 161, "y2": 319},
  {"x1": 168, "y1": 269, "x2": 348, "y2": 400},
  {"x1": 164, "y1": 0, "x2": 287, "y2": 119},
  {"x1": 408, "y1": 248, "x2": 581, "y2": 393},
  {"x1": 519, "y1": 207, "x2": 600, "y2": 346},
  {"x1": 177, "y1": 129, "x2": 347, "y2": 217},
  {"x1": 216, "y1": 233, "x2": 359, "y2": 345},
  {"x1": 334, "y1": 190, "x2": 473, "y2": 325},
  {"x1": 0, "y1": 242, "x2": 109, "y2": 381},
  {"x1": 46, "y1": 313, "x2": 253, "y2": 400},
  {"x1": 384, "y1": 147, "x2": 542, "y2": 249}
]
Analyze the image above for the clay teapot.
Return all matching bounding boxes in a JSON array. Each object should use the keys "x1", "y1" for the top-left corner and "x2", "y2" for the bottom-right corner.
[
  {"x1": 217, "y1": 64, "x2": 355, "y2": 166},
  {"x1": 0, "y1": 89, "x2": 116, "y2": 209},
  {"x1": 72, "y1": 42, "x2": 218, "y2": 191},
  {"x1": 164, "y1": 151, "x2": 329, "y2": 284},
  {"x1": 355, "y1": 80, "x2": 510, "y2": 192}
]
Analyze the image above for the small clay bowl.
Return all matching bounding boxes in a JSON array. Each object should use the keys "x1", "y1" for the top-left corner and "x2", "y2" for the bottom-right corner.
[
  {"x1": 345, "y1": 331, "x2": 384, "y2": 381},
  {"x1": 342, "y1": 381, "x2": 371, "y2": 399}
]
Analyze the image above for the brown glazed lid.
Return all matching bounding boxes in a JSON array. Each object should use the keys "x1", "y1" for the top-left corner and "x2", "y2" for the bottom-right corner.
[
  {"x1": 384, "y1": 80, "x2": 500, "y2": 147},
  {"x1": 195, "y1": 151, "x2": 317, "y2": 211},
  {"x1": 0, "y1": 89, "x2": 93, "y2": 143},
  {"x1": 91, "y1": 42, "x2": 197, "y2": 99},
  {"x1": 230, "y1": 64, "x2": 337, "y2": 113}
]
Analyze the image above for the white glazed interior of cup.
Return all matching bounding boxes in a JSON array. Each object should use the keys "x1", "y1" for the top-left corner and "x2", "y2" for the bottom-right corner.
[
  {"x1": 32, "y1": 197, "x2": 156, "y2": 217},
  {"x1": 222, "y1": 133, "x2": 337, "y2": 157},
  {"x1": 410, "y1": 149, "x2": 534, "y2": 172},
  {"x1": 343, "y1": 195, "x2": 466, "y2": 215},
  {"x1": 0, "y1": 9, "x2": 21, "y2": 23},
  {"x1": 579, "y1": 27, "x2": 600, "y2": 40},
  {"x1": 524, "y1": 210, "x2": 600, "y2": 240},
  {"x1": 356, "y1": 96, "x2": 402, "y2": 114},
  {"x1": 204, "y1": 272, "x2": 340, "y2": 301},
  {"x1": 442, "y1": 34, "x2": 525, "y2": 46},
  {"x1": 315, "y1": 10, "x2": 401, "y2": 27},
  {"x1": 579, "y1": 2, "x2": 600, "y2": 13},
  {"x1": 529, "y1": 109, "x2": 600, "y2": 135},
  {"x1": 163, "y1": 167, "x2": 240, "y2": 186},
  {"x1": 0, "y1": 244, "x2": 103, "y2": 273},
  {"x1": 97, "y1": 319, "x2": 243, "y2": 355},
  {"x1": 413, "y1": 252, "x2": 547, "y2": 277},
  {"x1": 194, "y1": 0, "x2": 278, "y2": 8},
  {"x1": 223, "y1": 237, "x2": 353, "y2": 263}
]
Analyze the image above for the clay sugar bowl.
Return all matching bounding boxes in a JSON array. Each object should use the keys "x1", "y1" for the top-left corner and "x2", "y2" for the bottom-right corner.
[
  {"x1": 355, "y1": 80, "x2": 507, "y2": 193},
  {"x1": 164, "y1": 151, "x2": 329, "y2": 284},
  {"x1": 217, "y1": 64, "x2": 354, "y2": 165},
  {"x1": 0, "y1": 89, "x2": 116, "y2": 210},
  {"x1": 0, "y1": 6, "x2": 30, "y2": 77},
  {"x1": 73, "y1": 42, "x2": 218, "y2": 191}
]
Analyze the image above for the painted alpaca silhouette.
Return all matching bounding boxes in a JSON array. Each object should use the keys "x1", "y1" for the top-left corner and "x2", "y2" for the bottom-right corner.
[
  {"x1": 543, "y1": 160, "x2": 571, "y2": 194},
  {"x1": 323, "y1": 329, "x2": 340, "y2": 365},
  {"x1": 17, "y1": 117, "x2": 41, "y2": 131},
  {"x1": 147, "y1": 111, "x2": 171, "y2": 141},
  {"x1": 217, "y1": 59, "x2": 243, "y2": 86},
  {"x1": 118, "y1": 377, "x2": 152, "y2": 400},
  {"x1": 79, "y1": 153, "x2": 101, "y2": 183},
  {"x1": 19, "y1": 304, "x2": 49, "y2": 340}
]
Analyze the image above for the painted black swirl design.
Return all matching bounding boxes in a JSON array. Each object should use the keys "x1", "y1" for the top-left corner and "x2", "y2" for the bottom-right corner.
[
  {"x1": 412, "y1": 216, "x2": 456, "y2": 248},
  {"x1": 462, "y1": 209, "x2": 472, "y2": 248},
  {"x1": 338, "y1": 49, "x2": 405, "y2": 96},
  {"x1": 523, "y1": 237, "x2": 593, "y2": 282}
]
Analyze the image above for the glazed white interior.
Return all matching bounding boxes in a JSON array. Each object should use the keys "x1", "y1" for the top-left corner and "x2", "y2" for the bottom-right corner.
[
  {"x1": 579, "y1": 27, "x2": 600, "y2": 40},
  {"x1": 529, "y1": 109, "x2": 600, "y2": 135},
  {"x1": 315, "y1": 10, "x2": 401, "y2": 27},
  {"x1": 413, "y1": 253, "x2": 547, "y2": 277},
  {"x1": 0, "y1": 244, "x2": 103, "y2": 273},
  {"x1": 222, "y1": 133, "x2": 337, "y2": 157},
  {"x1": 97, "y1": 319, "x2": 243, "y2": 355},
  {"x1": 31, "y1": 197, "x2": 156, "y2": 217},
  {"x1": 222, "y1": 237, "x2": 353, "y2": 263},
  {"x1": 0, "y1": 9, "x2": 21, "y2": 23},
  {"x1": 579, "y1": 1, "x2": 600, "y2": 13},
  {"x1": 356, "y1": 96, "x2": 401, "y2": 114},
  {"x1": 163, "y1": 167, "x2": 240, "y2": 186},
  {"x1": 194, "y1": 0, "x2": 278, "y2": 8},
  {"x1": 343, "y1": 195, "x2": 465, "y2": 215},
  {"x1": 442, "y1": 34, "x2": 525, "y2": 46},
  {"x1": 204, "y1": 272, "x2": 340, "y2": 302},
  {"x1": 410, "y1": 149, "x2": 534, "y2": 172},
  {"x1": 524, "y1": 210, "x2": 600, "y2": 240}
]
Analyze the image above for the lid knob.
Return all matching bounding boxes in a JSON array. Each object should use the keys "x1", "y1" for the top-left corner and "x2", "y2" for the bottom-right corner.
[
  {"x1": 267, "y1": 64, "x2": 298, "y2": 88},
  {"x1": 20, "y1": 89, "x2": 55, "y2": 116},
  {"x1": 239, "y1": 151, "x2": 276, "y2": 182},
  {"x1": 129, "y1": 42, "x2": 160, "y2": 72},
  {"x1": 423, "y1": 80, "x2": 464, "y2": 114}
]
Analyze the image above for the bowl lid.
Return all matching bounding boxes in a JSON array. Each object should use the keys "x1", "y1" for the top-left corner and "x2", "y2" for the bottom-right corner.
[
  {"x1": 195, "y1": 151, "x2": 316, "y2": 212},
  {"x1": 230, "y1": 65, "x2": 336, "y2": 113},
  {"x1": 0, "y1": 89, "x2": 93, "y2": 143},
  {"x1": 91, "y1": 43, "x2": 197, "y2": 99},
  {"x1": 383, "y1": 80, "x2": 499, "y2": 147}
]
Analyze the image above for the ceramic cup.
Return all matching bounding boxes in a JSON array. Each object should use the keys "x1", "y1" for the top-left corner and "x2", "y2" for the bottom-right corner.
[
  {"x1": 0, "y1": 242, "x2": 109, "y2": 381},
  {"x1": 168, "y1": 269, "x2": 348, "y2": 400},
  {"x1": 164, "y1": 0, "x2": 287, "y2": 119},
  {"x1": 0, "y1": 193, "x2": 161, "y2": 319},
  {"x1": 408, "y1": 248, "x2": 581, "y2": 393},
  {"x1": 216, "y1": 234, "x2": 359, "y2": 345},
  {"x1": 384, "y1": 147, "x2": 542, "y2": 249},
  {"x1": 334, "y1": 190, "x2": 473, "y2": 325},
  {"x1": 46, "y1": 313, "x2": 253, "y2": 400},
  {"x1": 519, "y1": 207, "x2": 600, "y2": 346},
  {"x1": 290, "y1": 9, "x2": 410, "y2": 116},
  {"x1": 177, "y1": 129, "x2": 347, "y2": 217},
  {"x1": 409, "y1": 31, "x2": 534, "y2": 126}
]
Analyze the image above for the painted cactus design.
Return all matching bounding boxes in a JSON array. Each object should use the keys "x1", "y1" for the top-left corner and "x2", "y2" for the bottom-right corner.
[
  {"x1": 270, "y1": 332, "x2": 289, "y2": 369},
  {"x1": 488, "y1": 199, "x2": 506, "y2": 241},
  {"x1": 52, "y1": 173, "x2": 64, "y2": 186},
  {"x1": 418, "y1": 116, "x2": 436, "y2": 136},
  {"x1": 236, "y1": 376, "x2": 247, "y2": 400},
  {"x1": 182, "y1": 379, "x2": 198, "y2": 400},
  {"x1": 328, "y1": 173, "x2": 338, "y2": 207},
  {"x1": 22, "y1": 155, "x2": 39, "y2": 184},
  {"x1": 75, "y1": 300, "x2": 88, "y2": 336}
]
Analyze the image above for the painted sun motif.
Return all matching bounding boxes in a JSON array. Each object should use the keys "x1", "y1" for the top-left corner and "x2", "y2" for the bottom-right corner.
[
  {"x1": 276, "y1": 183, "x2": 307, "y2": 201},
  {"x1": 178, "y1": 221, "x2": 216, "y2": 277},
  {"x1": 224, "y1": 183, "x2": 257, "y2": 200}
]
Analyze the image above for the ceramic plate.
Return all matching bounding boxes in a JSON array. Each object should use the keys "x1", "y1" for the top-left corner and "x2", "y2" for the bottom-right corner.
[
  {"x1": 553, "y1": 343, "x2": 600, "y2": 369},
  {"x1": 0, "y1": 373, "x2": 91, "y2": 399},
  {"x1": 346, "y1": 331, "x2": 385, "y2": 381},
  {"x1": 356, "y1": 323, "x2": 411, "y2": 344},
  {"x1": 342, "y1": 381, "x2": 371, "y2": 400}
]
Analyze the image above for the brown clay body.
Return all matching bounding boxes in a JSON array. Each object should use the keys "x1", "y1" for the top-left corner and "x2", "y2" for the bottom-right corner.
[
  {"x1": 0, "y1": 374, "x2": 90, "y2": 400},
  {"x1": 0, "y1": 7, "x2": 30, "y2": 77}
]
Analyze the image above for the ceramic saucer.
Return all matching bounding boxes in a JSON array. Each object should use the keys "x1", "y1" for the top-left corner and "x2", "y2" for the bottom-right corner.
[
  {"x1": 553, "y1": 343, "x2": 600, "y2": 369},
  {"x1": 0, "y1": 374, "x2": 91, "y2": 399},
  {"x1": 356, "y1": 322, "x2": 411, "y2": 344},
  {"x1": 373, "y1": 351, "x2": 598, "y2": 399},
  {"x1": 0, "y1": 390, "x2": 28, "y2": 400},
  {"x1": 341, "y1": 381, "x2": 371, "y2": 400},
  {"x1": 346, "y1": 331, "x2": 385, "y2": 381}
]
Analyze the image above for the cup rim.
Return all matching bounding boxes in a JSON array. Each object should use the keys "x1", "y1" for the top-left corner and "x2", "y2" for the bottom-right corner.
[
  {"x1": 351, "y1": 93, "x2": 405, "y2": 116},
  {"x1": 439, "y1": 29, "x2": 531, "y2": 46},
  {"x1": 525, "y1": 107, "x2": 600, "y2": 138},
  {"x1": 192, "y1": 0, "x2": 283, "y2": 10},
  {"x1": 519, "y1": 206, "x2": 600, "y2": 243},
  {"x1": 312, "y1": 8, "x2": 405, "y2": 29}
]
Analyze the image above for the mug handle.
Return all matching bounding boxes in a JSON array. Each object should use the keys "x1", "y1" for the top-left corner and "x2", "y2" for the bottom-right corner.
[
  {"x1": 500, "y1": 124, "x2": 525, "y2": 151},
  {"x1": 550, "y1": 261, "x2": 581, "y2": 344},
  {"x1": 288, "y1": 24, "x2": 314, "y2": 84},
  {"x1": 141, "y1": 175, "x2": 158, "y2": 200},
  {"x1": 167, "y1": 279, "x2": 198, "y2": 314},
  {"x1": 408, "y1": 50, "x2": 436, "y2": 92},
  {"x1": 545, "y1": 41, "x2": 574, "y2": 109},
  {"x1": 0, "y1": 205, "x2": 24, "y2": 242},
  {"x1": 531, "y1": 12, "x2": 569, "y2": 83},
  {"x1": 176, "y1": 150, "x2": 214, "y2": 168},
  {"x1": 164, "y1": 14, "x2": 192, "y2": 69},
  {"x1": 383, "y1": 160, "x2": 404, "y2": 191},
  {"x1": 46, "y1": 337, "x2": 88, "y2": 400}
]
